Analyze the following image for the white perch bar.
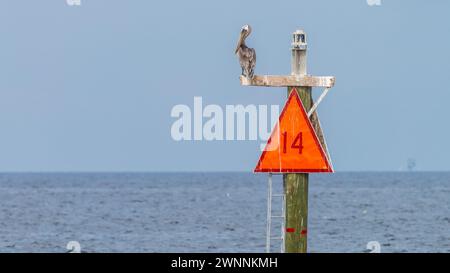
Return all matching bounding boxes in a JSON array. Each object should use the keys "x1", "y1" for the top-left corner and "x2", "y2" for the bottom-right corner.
[{"x1": 240, "y1": 75, "x2": 335, "y2": 88}]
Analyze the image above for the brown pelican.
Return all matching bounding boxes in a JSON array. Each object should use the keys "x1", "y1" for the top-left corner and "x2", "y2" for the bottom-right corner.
[{"x1": 235, "y1": 25, "x2": 256, "y2": 79}]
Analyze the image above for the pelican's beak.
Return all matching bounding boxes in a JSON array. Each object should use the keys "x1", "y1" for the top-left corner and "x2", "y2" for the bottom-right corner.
[{"x1": 234, "y1": 30, "x2": 245, "y2": 54}]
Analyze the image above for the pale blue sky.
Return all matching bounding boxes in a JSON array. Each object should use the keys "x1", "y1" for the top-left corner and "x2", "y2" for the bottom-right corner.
[{"x1": 0, "y1": 0, "x2": 449, "y2": 172}]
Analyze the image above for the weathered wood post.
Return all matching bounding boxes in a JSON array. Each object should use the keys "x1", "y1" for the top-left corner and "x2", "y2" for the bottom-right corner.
[{"x1": 285, "y1": 30, "x2": 311, "y2": 253}]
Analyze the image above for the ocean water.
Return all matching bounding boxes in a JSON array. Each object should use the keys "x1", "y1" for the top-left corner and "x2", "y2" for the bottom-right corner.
[{"x1": 0, "y1": 172, "x2": 448, "y2": 253}]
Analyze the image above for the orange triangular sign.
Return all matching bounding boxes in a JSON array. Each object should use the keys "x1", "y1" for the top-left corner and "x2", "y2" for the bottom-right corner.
[{"x1": 254, "y1": 89, "x2": 333, "y2": 173}]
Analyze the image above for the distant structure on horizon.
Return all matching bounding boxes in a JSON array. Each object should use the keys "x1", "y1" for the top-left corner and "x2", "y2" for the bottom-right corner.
[{"x1": 407, "y1": 158, "x2": 416, "y2": 172}]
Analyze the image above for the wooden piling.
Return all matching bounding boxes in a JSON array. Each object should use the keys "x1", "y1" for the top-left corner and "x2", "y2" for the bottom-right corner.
[{"x1": 284, "y1": 30, "x2": 312, "y2": 253}]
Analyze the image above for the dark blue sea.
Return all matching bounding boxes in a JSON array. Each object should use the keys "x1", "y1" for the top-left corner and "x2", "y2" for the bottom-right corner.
[{"x1": 0, "y1": 172, "x2": 448, "y2": 253}]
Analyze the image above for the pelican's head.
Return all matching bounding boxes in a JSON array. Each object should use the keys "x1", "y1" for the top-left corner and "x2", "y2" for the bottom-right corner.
[
  {"x1": 241, "y1": 25, "x2": 252, "y2": 36},
  {"x1": 235, "y1": 24, "x2": 252, "y2": 54}
]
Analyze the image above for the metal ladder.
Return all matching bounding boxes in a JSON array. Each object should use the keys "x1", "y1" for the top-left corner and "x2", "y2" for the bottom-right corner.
[{"x1": 266, "y1": 173, "x2": 286, "y2": 253}]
